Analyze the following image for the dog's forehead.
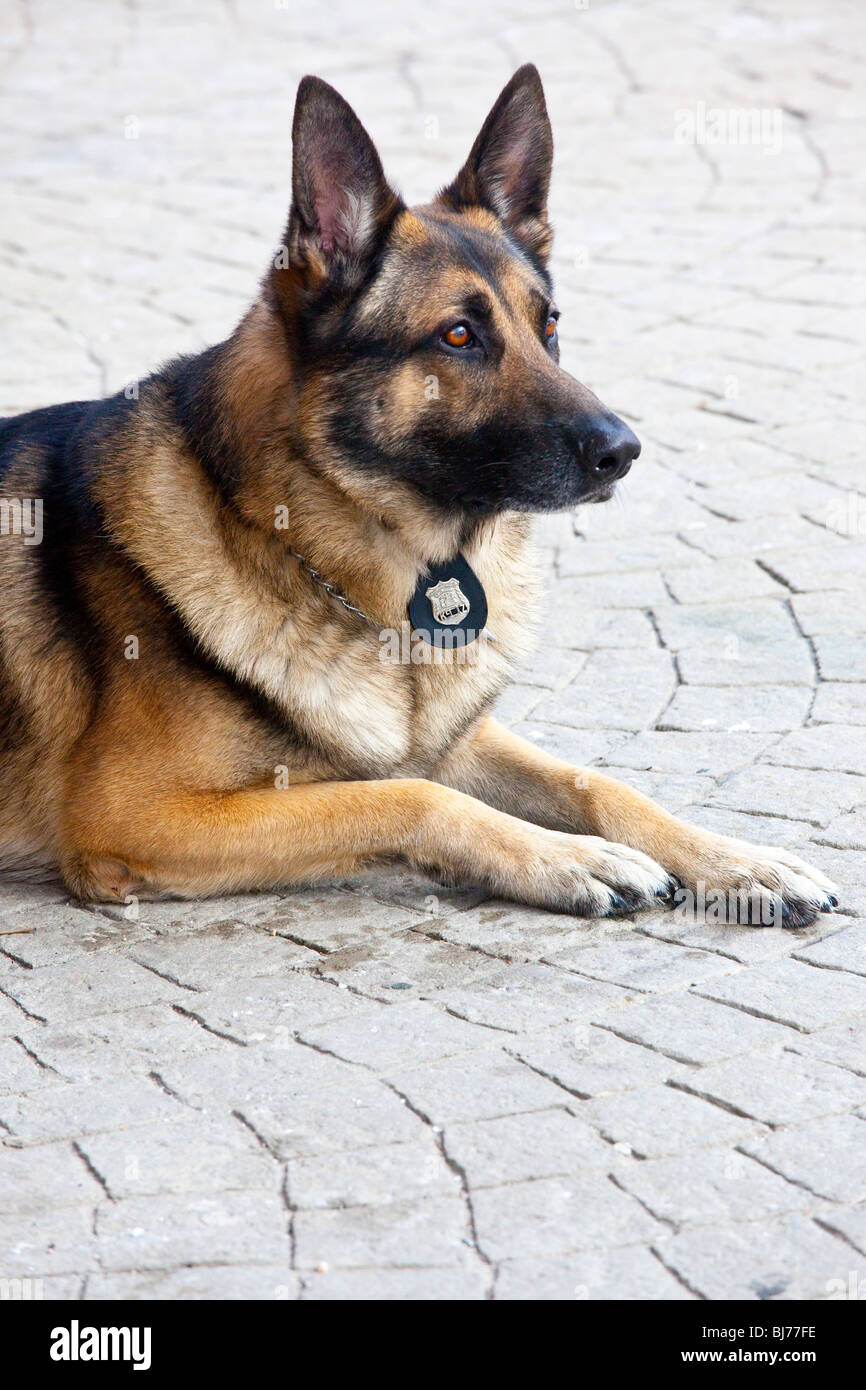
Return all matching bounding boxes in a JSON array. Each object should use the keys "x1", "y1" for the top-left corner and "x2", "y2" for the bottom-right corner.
[{"x1": 357, "y1": 206, "x2": 549, "y2": 327}]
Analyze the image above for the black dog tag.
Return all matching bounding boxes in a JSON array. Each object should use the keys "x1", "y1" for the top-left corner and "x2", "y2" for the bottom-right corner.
[{"x1": 409, "y1": 553, "x2": 488, "y2": 647}]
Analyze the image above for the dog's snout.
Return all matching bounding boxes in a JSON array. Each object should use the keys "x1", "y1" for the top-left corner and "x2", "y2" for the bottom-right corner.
[{"x1": 585, "y1": 418, "x2": 641, "y2": 482}]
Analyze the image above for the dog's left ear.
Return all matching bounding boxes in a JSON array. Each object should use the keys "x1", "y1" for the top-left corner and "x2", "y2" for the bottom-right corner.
[{"x1": 439, "y1": 64, "x2": 553, "y2": 268}]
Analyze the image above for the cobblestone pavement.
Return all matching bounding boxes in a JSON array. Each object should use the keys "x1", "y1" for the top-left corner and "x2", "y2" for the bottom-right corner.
[{"x1": 1, "y1": 0, "x2": 865, "y2": 1301}]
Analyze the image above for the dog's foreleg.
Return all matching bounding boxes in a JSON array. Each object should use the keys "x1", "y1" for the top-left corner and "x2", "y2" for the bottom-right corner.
[
  {"x1": 61, "y1": 776, "x2": 672, "y2": 914},
  {"x1": 434, "y1": 717, "x2": 838, "y2": 925}
]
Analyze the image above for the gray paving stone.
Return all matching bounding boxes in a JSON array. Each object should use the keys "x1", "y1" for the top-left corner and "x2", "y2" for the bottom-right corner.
[
  {"x1": 157, "y1": 1045, "x2": 421, "y2": 1158},
  {"x1": 652, "y1": 598, "x2": 804, "y2": 655},
  {"x1": 707, "y1": 764, "x2": 866, "y2": 824},
  {"x1": 678, "y1": 516, "x2": 829, "y2": 561},
  {"x1": 657, "y1": 1215, "x2": 865, "y2": 1300},
  {"x1": 810, "y1": 683, "x2": 866, "y2": 726},
  {"x1": 299, "y1": 997, "x2": 493, "y2": 1070},
  {"x1": 168, "y1": 971, "x2": 357, "y2": 1044},
  {"x1": 443, "y1": 1108, "x2": 613, "y2": 1188},
  {"x1": 84, "y1": 1266, "x2": 299, "y2": 1300},
  {"x1": 597, "y1": 989, "x2": 794, "y2": 1064},
  {"x1": 0, "y1": 883, "x2": 65, "y2": 921},
  {"x1": 1, "y1": 956, "x2": 185, "y2": 1023},
  {"x1": 0, "y1": 904, "x2": 143, "y2": 970},
  {"x1": 0, "y1": 1038, "x2": 53, "y2": 1097},
  {"x1": 512, "y1": 645, "x2": 586, "y2": 688},
  {"x1": 294, "y1": 1195, "x2": 471, "y2": 1270},
  {"x1": 609, "y1": 730, "x2": 777, "y2": 777},
  {"x1": 791, "y1": 593, "x2": 866, "y2": 639},
  {"x1": 675, "y1": 803, "x2": 816, "y2": 848},
  {"x1": 428, "y1": 961, "x2": 629, "y2": 1032},
  {"x1": 556, "y1": 535, "x2": 703, "y2": 579},
  {"x1": 288, "y1": 1138, "x2": 459, "y2": 1210},
  {"x1": 677, "y1": 644, "x2": 814, "y2": 686},
  {"x1": 813, "y1": 635, "x2": 866, "y2": 683},
  {"x1": 508, "y1": 722, "x2": 626, "y2": 766},
  {"x1": 616, "y1": 1149, "x2": 818, "y2": 1228},
  {"x1": 11, "y1": 1004, "x2": 228, "y2": 1084},
  {"x1": 793, "y1": 926, "x2": 866, "y2": 978},
  {"x1": 762, "y1": 543, "x2": 866, "y2": 596},
  {"x1": 260, "y1": 887, "x2": 420, "y2": 953},
  {"x1": 635, "y1": 906, "x2": 838, "y2": 967},
  {"x1": 299, "y1": 1265, "x2": 487, "y2": 1299},
  {"x1": 741, "y1": 1115, "x2": 866, "y2": 1204},
  {"x1": 76, "y1": 1114, "x2": 278, "y2": 1199},
  {"x1": 1, "y1": 1274, "x2": 84, "y2": 1299},
  {"x1": 662, "y1": 559, "x2": 789, "y2": 605},
  {"x1": 427, "y1": 901, "x2": 627, "y2": 964},
  {"x1": 816, "y1": 1205, "x2": 866, "y2": 1257},
  {"x1": 339, "y1": 868, "x2": 487, "y2": 919},
  {"x1": 674, "y1": 1049, "x2": 866, "y2": 1127},
  {"x1": 552, "y1": 572, "x2": 670, "y2": 611},
  {"x1": 492, "y1": 682, "x2": 545, "y2": 723},
  {"x1": 495, "y1": 1246, "x2": 693, "y2": 1299},
  {"x1": 387, "y1": 1052, "x2": 568, "y2": 1124},
  {"x1": 0, "y1": 985, "x2": 36, "y2": 1033},
  {"x1": 95, "y1": 1191, "x2": 289, "y2": 1272},
  {"x1": 0, "y1": 1075, "x2": 181, "y2": 1146},
  {"x1": 0, "y1": 1141, "x2": 102, "y2": 1215},
  {"x1": 313, "y1": 931, "x2": 503, "y2": 1003},
  {"x1": 695, "y1": 958, "x2": 866, "y2": 1033},
  {"x1": 596, "y1": 767, "x2": 717, "y2": 813},
  {"x1": 471, "y1": 1173, "x2": 662, "y2": 1260},
  {"x1": 533, "y1": 649, "x2": 675, "y2": 731},
  {"x1": 558, "y1": 608, "x2": 659, "y2": 652},
  {"x1": 547, "y1": 933, "x2": 738, "y2": 994},
  {"x1": 785, "y1": 844, "x2": 866, "y2": 916},
  {"x1": 510, "y1": 1023, "x2": 690, "y2": 1098},
  {"x1": 812, "y1": 808, "x2": 866, "y2": 851},
  {"x1": 765, "y1": 725, "x2": 866, "y2": 778},
  {"x1": 0, "y1": 1204, "x2": 97, "y2": 1278},
  {"x1": 659, "y1": 685, "x2": 811, "y2": 734},
  {"x1": 787, "y1": 1023, "x2": 866, "y2": 1079},
  {"x1": 129, "y1": 922, "x2": 317, "y2": 990},
  {"x1": 578, "y1": 1084, "x2": 764, "y2": 1158}
]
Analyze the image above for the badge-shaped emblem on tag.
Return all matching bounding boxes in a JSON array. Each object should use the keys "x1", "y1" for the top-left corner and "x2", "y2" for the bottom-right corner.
[
  {"x1": 409, "y1": 553, "x2": 488, "y2": 646},
  {"x1": 425, "y1": 577, "x2": 470, "y2": 626}
]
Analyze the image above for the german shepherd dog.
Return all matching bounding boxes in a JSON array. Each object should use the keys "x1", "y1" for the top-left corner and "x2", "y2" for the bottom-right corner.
[{"x1": 0, "y1": 66, "x2": 837, "y2": 927}]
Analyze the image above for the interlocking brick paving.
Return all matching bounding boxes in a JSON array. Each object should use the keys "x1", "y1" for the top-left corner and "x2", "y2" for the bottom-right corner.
[{"x1": 1, "y1": 0, "x2": 864, "y2": 1300}]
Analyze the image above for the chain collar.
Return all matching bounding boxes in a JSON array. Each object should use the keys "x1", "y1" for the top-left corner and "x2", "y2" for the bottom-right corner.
[
  {"x1": 290, "y1": 548, "x2": 496, "y2": 643},
  {"x1": 290, "y1": 550, "x2": 370, "y2": 623}
]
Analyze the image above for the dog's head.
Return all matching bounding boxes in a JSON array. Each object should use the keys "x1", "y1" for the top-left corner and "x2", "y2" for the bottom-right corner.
[{"x1": 270, "y1": 65, "x2": 639, "y2": 517}]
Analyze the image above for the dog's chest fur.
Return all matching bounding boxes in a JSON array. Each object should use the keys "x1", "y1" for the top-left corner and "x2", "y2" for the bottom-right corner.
[
  {"x1": 170, "y1": 521, "x2": 537, "y2": 780},
  {"x1": 232, "y1": 535, "x2": 536, "y2": 779}
]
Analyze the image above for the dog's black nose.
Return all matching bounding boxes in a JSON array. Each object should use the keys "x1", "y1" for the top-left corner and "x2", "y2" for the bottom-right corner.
[{"x1": 584, "y1": 418, "x2": 641, "y2": 481}]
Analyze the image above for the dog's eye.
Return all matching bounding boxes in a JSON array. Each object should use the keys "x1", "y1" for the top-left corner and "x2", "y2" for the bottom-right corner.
[
  {"x1": 442, "y1": 323, "x2": 476, "y2": 349},
  {"x1": 544, "y1": 314, "x2": 558, "y2": 342}
]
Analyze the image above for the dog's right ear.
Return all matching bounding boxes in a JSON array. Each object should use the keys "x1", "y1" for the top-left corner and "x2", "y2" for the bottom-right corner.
[{"x1": 279, "y1": 76, "x2": 402, "y2": 291}]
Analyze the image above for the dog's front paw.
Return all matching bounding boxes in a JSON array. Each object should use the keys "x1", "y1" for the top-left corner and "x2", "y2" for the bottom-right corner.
[
  {"x1": 678, "y1": 837, "x2": 839, "y2": 928},
  {"x1": 525, "y1": 833, "x2": 676, "y2": 918}
]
